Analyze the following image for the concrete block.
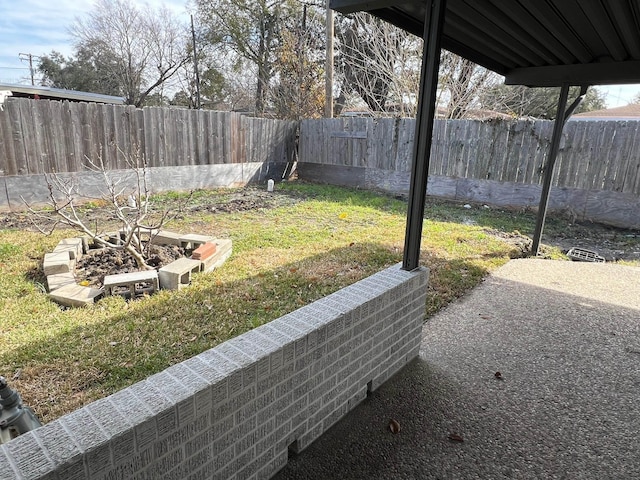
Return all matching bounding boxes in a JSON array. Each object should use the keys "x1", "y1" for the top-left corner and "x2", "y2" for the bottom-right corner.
[
  {"x1": 159, "y1": 257, "x2": 202, "y2": 290},
  {"x1": 104, "y1": 270, "x2": 159, "y2": 298},
  {"x1": 119, "y1": 227, "x2": 158, "y2": 242},
  {"x1": 46, "y1": 272, "x2": 76, "y2": 292},
  {"x1": 43, "y1": 251, "x2": 72, "y2": 275},
  {"x1": 180, "y1": 233, "x2": 215, "y2": 249},
  {"x1": 151, "y1": 230, "x2": 183, "y2": 246},
  {"x1": 200, "y1": 239, "x2": 233, "y2": 272},
  {"x1": 53, "y1": 237, "x2": 83, "y2": 260},
  {"x1": 49, "y1": 283, "x2": 103, "y2": 307}
]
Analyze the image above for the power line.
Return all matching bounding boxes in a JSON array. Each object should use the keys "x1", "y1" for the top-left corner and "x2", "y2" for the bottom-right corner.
[{"x1": 19, "y1": 53, "x2": 41, "y2": 86}]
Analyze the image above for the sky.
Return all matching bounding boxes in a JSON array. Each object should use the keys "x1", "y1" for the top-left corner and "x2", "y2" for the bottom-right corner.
[
  {"x1": 1, "y1": 0, "x2": 640, "y2": 108},
  {"x1": 0, "y1": 0, "x2": 190, "y2": 83}
]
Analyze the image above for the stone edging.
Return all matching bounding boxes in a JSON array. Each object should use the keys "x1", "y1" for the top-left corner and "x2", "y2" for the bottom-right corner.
[{"x1": 44, "y1": 231, "x2": 233, "y2": 307}]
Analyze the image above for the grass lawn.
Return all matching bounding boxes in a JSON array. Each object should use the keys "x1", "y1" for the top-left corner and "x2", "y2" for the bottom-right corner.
[{"x1": 1, "y1": 182, "x2": 560, "y2": 423}]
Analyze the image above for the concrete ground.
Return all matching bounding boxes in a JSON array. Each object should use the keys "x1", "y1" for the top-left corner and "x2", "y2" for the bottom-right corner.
[{"x1": 274, "y1": 259, "x2": 640, "y2": 480}]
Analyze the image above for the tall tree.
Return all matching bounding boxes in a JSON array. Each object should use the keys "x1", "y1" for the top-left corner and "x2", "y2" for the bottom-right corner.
[
  {"x1": 271, "y1": 5, "x2": 325, "y2": 119},
  {"x1": 335, "y1": 12, "x2": 421, "y2": 116},
  {"x1": 196, "y1": 0, "x2": 301, "y2": 115},
  {"x1": 38, "y1": 47, "x2": 120, "y2": 95},
  {"x1": 438, "y1": 52, "x2": 501, "y2": 119},
  {"x1": 71, "y1": 0, "x2": 189, "y2": 107}
]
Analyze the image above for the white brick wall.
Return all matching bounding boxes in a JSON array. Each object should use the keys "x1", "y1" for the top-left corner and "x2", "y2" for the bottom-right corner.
[{"x1": 0, "y1": 263, "x2": 428, "y2": 480}]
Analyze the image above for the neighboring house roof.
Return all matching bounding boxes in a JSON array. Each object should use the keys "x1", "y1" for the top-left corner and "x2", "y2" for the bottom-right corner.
[
  {"x1": 0, "y1": 82, "x2": 125, "y2": 104},
  {"x1": 573, "y1": 103, "x2": 640, "y2": 119}
]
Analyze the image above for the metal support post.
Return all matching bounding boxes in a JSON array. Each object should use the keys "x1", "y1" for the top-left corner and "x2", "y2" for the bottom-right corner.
[
  {"x1": 402, "y1": 0, "x2": 447, "y2": 271},
  {"x1": 531, "y1": 85, "x2": 588, "y2": 256}
]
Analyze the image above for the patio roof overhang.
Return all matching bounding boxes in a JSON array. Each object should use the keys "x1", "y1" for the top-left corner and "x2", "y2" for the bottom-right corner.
[
  {"x1": 331, "y1": 0, "x2": 640, "y2": 87},
  {"x1": 330, "y1": 0, "x2": 640, "y2": 269}
]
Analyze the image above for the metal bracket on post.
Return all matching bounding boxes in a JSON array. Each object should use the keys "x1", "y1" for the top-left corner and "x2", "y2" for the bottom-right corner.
[
  {"x1": 531, "y1": 84, "x2": 589, "y2": 257},
  {"x1": 402, "y1": 0, "x2": 447, "y2": 271}
]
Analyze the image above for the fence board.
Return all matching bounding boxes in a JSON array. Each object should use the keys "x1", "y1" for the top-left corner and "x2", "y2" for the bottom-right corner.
[
  {"x1": 0, "y1": 101, "x2": 16, "y2": 174},
  {"x1": 621, "y1": 122, "x2": 640, "y2": 193},
  {"x1": 0, "y1": 98, "x2": 297, "y2": 179},
  {"x1": 4, "y1": 98, "x2": 640, "y2": 200},
  {"x1": 504, "y1": 121, "x2": 526, "y2": 183},
  {"x1": 299, "y1": 117, "x2": 640, "y2": 197},
  {"x1": 612, "y1": 121, "x2": 637, "y2": 192},
  {"x1": 429, "y1": 119, "x2": 445, "y2": 175},
  {"x1": 46, "y1": 101, "x2": 65, "y2": 173},
  {"x1": 473, "y1": 121, "x2": 493, "y2": 180}
]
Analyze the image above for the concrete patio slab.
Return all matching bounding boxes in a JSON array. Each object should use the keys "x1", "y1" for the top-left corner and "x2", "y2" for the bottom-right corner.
[{"x1": 275, "y1": 259, "x2": 640, "y2": 480}]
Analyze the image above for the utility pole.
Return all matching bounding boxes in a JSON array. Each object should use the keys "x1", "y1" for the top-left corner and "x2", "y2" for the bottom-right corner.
[
  {"x1": 190, "y1": 15, "x2": 201, "y2": 109},
  {"x1": 325, "y1": 1, "x2": 334, "y2": 118},
  {"x1": 19, "y1": 53, "x2": 39, "y2": 86}
]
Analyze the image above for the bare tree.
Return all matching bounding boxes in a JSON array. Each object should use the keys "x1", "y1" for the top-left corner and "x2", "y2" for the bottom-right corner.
[
  {"x1": 480, "y1": 84, "x2": 607, "y2": 119},
  {"x1": 335, "y1": 12, "x2": 421, "y2": 116},
  {"x1": 71, "y1": 0, "x2": 190, "y2": 107},
  {"x1": 197, "y1": 0, "x2": 286, "y2": 114},
  {"x1": 26, "y1": 150, "x2": 184, "y2": 270},
  {"x1": 333, "y1": 13, "x2": 509, "y2": 119},
  {"x1": 196, "y1": 0, "x2": 324, "y2": 118},
  {"x1": 271, "y1": 5, "x2": 326, "y2": 120},
  {"x1": 438, "y1": 52, "x2": 501, "y2": 119}
]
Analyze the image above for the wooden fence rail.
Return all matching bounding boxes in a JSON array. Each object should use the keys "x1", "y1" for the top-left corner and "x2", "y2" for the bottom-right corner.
[
  {"x1": 0, "y1": 98, "x2": 298, "y2": 176},
  {"x1": 300, "y1": 117, "x2": 640, "y2": 196}
]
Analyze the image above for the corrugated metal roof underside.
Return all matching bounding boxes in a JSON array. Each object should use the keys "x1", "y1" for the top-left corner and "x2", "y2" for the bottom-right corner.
[{"x1": 331, "y1": 0, "x2": 640, "y2": 87}]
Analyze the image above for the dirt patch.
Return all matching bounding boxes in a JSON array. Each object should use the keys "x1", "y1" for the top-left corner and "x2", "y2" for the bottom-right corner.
[
  {"x1": 75, "y1": 244, "x2": 186, "y2": 288},
  {"x1": 184, "y1": 189, "x2": 301, "y2": 214},
  {"x1": 0, "y1": 187, "x2": 303, "y2": 232},
  {"x1": 542, "y1": 221, "x2": 640, "y2": 262}
]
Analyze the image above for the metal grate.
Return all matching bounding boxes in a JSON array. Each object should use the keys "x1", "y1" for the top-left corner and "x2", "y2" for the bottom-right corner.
[{"x1": 567, "y1": 247, "x2": 605, "y2": 263}]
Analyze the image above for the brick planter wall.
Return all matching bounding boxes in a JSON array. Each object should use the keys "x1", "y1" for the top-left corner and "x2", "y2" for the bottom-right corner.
[{"x1": 0, "y1": 264, "x2": 428, "y2": 480}]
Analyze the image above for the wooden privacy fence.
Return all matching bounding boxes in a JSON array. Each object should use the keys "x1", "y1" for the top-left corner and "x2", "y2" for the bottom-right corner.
[
  {"x1": 300, "y1": 117, "x2": 640, "y2": 196},
  {"x1": 0, "y1": 98, "x2": 297, "y2": 175}
]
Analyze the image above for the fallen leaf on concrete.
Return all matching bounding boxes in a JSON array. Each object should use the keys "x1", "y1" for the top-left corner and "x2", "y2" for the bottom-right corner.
[
  {"x1": 389, "y1": 419, "x2": 401, "y2": 434},
  {"x1": 448, "y1": 433, "x2": 464, "y2": 442}
]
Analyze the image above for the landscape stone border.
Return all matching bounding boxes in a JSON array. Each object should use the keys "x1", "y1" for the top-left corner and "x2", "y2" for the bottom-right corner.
[{"x1": 44, "y1": 231, "x2": 233, "y2": 307}]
